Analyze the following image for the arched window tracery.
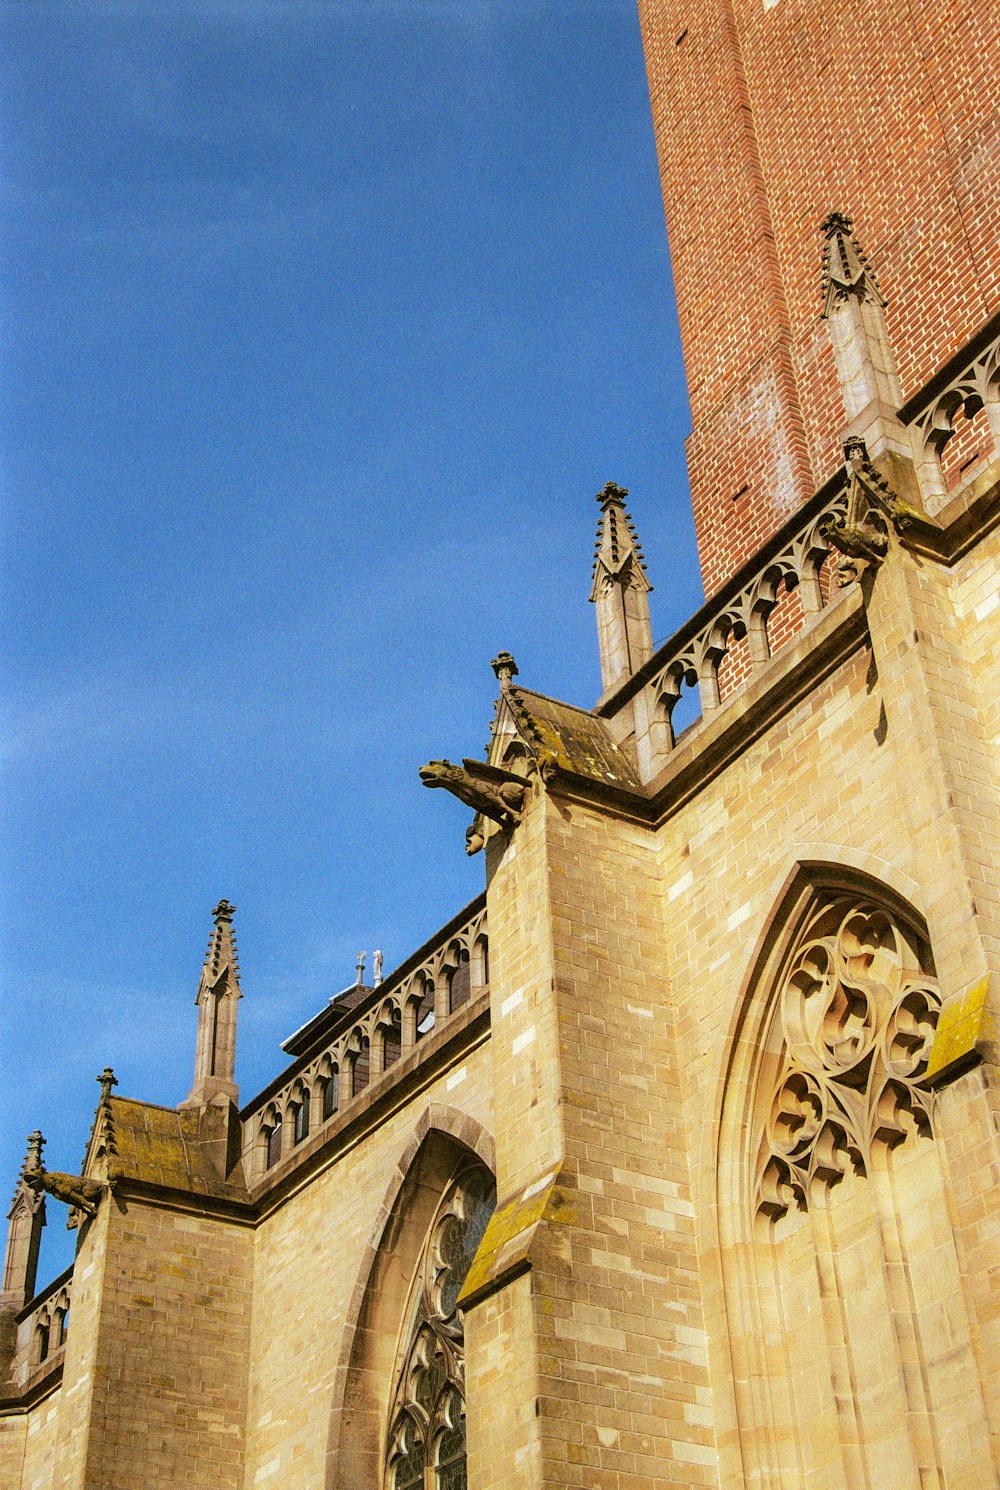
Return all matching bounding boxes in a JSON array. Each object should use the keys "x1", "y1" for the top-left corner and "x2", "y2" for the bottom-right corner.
[
  {"x1": 753, "y1": 895, "x2": 941, "y2": 1223},
  {"x1": 719, "y1": 876, "x2": 995, "y2": 1488},
  {"x1": 383, "y1": 1165, "x2": 495, "y2": 1490}
]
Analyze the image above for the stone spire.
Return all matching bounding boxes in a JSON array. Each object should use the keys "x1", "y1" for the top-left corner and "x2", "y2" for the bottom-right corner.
[
  {"x1": 2, "y1": 1132, "x2": 46, "y2": 1311},
  {"x1": 185, "y1": 900, "x2": 242, "y2": 1107},
  {"x1": 820, "y1": 213, "x2": 905, "y2": 458},
  {"x1": 589, "y1": 482, "x2": 653, "y2": 692}
]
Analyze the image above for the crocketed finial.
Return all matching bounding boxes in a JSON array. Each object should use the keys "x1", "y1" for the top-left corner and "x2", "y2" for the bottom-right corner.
[
  {"x1": 185, "y1": 898, "x2": 243, "y2": 1107},
  {"x1": 595, "y1": 481, "x2": 629, "y2": 511},
  {"x1": 203, "y1": 900, "x2": 240, "y2": 983},
  {"x1": 821, "y1": 211, "x2": 886, "y2": 318},
  {"x1": 491, "y1": 651, "x2": 519, "y2": 690},
  {"x1": 590, "y1": 481, "x2": 653, "y2": 691},
  {"x1": 22, "y1": 1130, "x2": 45, "y2": 1179}
]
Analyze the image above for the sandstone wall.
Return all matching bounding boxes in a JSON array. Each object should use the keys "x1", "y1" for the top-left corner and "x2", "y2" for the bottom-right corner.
[{"x1": 241, "y1": 1048, "x2": 494, "y2": 1489}]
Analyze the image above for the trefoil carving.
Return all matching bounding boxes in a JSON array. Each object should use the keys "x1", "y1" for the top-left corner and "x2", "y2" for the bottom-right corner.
[{"x1": 755, "y1": 895, "x2": 940, "y2": 1225}]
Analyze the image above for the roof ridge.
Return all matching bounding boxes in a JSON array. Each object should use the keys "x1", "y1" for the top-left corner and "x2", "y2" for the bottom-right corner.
[
  {"x1": 109, "y1": 1095, "x2": 179, "y2": 1114},
  {"x1": 509, "y1": 685, "x2": 598, "y2": 718}
]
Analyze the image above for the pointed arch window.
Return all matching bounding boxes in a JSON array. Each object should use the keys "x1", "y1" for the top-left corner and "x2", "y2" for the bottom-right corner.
[
  {"x1": 383, "y1": 1164, "x2": 495, "y2": 1490},
  {"x1": 293, "y1": 1093, "x2": 310, "y2": 1145},
  {"x1": 352, "y1": 1037, "x2": 371, "y2": 1096},
  {"x1": 718, "y1": 877, "x2": 996, "y2": 1486}
]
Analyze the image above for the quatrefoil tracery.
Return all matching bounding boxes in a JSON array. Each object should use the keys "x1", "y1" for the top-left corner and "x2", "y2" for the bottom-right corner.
[{"x1": 756, "y1": 899, "x2": 940, "y2": 1223}]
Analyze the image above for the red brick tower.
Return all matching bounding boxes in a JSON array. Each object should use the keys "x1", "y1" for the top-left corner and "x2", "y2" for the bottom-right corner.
[{"x1": 639, "y1": 0, "x2": 1000, "y2": 595}]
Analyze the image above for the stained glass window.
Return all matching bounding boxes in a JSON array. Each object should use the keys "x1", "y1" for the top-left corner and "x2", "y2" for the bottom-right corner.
[{"x1": 383, "y1": 1165, "x2": 495, "y2": 1489}]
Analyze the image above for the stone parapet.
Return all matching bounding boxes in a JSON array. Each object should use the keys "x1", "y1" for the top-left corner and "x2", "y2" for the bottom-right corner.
[{"x1": 240, "y1": 896, "x2": 488, "y2": 1185}]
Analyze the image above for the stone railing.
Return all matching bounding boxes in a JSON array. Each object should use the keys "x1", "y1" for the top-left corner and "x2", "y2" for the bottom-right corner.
[
  {"x1": 899, "y1": 313, "x2": 1000, "y2": 505},
  {"x1": 243, "y1": 898, "x2": 488, "y2": 1184},
  {"x1": 10, "y1": 1269, "x2": 72, "y2": 1389},
  {"x1": 605, "y1": 479, "x2": 849, "y2": 751}
]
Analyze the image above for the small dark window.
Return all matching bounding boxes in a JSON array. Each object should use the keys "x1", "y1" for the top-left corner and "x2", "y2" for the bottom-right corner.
[
  {"x1": 449, "y1": 954, "x2": 471, "y2": 1013},
  {"x1": 383, "y1": 1012, "x2": 402, "y2": 1069},
  {"x1": 35, "y1": 1321, "x2": 49, "y2": 1364},
  {"x1": 353, "y1": 1037, "x2": 370, "y2": 1095},
  {"x1": 266, "y1": 1114, "x2": 283, "y2": 1169},
  {"x1": 322, "y1": 1068, "x2": 340, "y2": 1119},
  {"x1": 57, "y1": 1307, "x2": 69, "y2": 1345},
  {"x1": 293, "y1": 1096, "x2": 309, "y2": 1145}
]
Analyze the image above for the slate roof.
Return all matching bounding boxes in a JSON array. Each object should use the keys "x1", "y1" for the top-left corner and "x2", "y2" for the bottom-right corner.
[
  {"x1": 505, "y1": 686, "x2": 643, "y2": 792},
  {"x1": 107, "y1": 1096, "x2": 248, "y2": 1201}
]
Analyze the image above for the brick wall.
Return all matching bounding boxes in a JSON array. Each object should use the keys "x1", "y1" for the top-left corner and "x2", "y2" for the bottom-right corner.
[{"x1": 638, "y1": 0, "x2": 1000, "y2": 593}]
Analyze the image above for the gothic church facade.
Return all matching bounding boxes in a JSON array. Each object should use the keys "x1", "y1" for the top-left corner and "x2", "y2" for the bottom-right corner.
[{"x1": 3, "y1": 1, "x2": 999, "y2": 1486}]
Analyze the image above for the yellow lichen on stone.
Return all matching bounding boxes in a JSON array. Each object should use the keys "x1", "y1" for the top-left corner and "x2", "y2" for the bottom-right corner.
[
  {"x1": 459, "y1": 1171, "x2": 576, "y2": 1309},
  {"x1": 925, "y1": 974, "x2": 991, "y2": 1083}
]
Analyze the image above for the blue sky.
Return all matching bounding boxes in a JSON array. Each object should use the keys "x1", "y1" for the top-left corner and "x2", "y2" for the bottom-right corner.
[{"x1": 1, "y1": 1, "x2": 699, "y2": 1284}]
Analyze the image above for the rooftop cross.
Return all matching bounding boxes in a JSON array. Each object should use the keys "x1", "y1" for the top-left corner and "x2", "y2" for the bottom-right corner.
[{"x1": 97, "y1": 1068, "x2": 118, "y2": 1104}]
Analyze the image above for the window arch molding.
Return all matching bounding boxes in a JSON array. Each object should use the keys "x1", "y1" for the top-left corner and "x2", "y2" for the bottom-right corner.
[{"x1": 325, "y1": 1107, "x2": 495, "y2": 1490}]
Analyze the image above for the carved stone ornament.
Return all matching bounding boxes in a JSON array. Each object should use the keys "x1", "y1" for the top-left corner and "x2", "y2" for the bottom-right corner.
[
  {"x1": 754, "y1": 895, "x2": 941, "y2": 1225},
  {"x1": 384, "y1": 1165, "x2": 495, "y2": 1490},
  {"x1": 22, "y1": 1167, "x2": 107, "y2": 1223},
  {"x1": 820, "y1": 437, "x2": 922, "y2": 584},
  {"x1": 820, "y1": 211, "x2": 886, "y2": 319},
  {"x1": 419, "y1": 759, "x2": 528, "y2": 841}
]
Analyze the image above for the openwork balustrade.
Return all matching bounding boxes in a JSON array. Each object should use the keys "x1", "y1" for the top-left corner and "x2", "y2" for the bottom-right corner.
[
  {"x1": 634, "y1": 484, "x2": 849, "y2": 746},
  {"x1": 13, "y1": 1273, "x2": 72, "y2": 1385},
  {"x1": 246, "y1": 901, "x2": 488, "y2": 1181},
  {"x1": 900, "y1": 316, "x2": 1000, "y2": 502}
]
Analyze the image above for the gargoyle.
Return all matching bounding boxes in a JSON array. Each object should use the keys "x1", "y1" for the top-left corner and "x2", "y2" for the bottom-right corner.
[
  {"x1": 820, "y1": 511, "x2": 889, "y2": 584},
  {"x1": 23, "y1": 1167, "x2": 107, "y2": 1218},
  {"x1": 465, "y1": 820, "x2": 486, "y2": 857},
  {"x1": 821, "y1": 437, "x2": 924, "y2": 585},
  {"x1": 419, "y1": 759, "x2": 528, "y2": 832}
]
